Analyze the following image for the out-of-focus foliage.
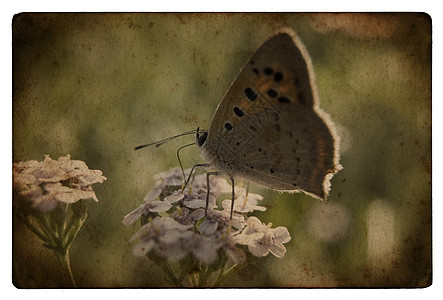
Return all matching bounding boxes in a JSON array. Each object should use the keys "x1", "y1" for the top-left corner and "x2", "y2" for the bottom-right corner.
[{"x1": 12, "y1": 13, "x2": 431, "y2": 287}]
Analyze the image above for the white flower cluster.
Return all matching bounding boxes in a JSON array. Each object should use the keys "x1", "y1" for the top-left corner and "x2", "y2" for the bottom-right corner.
[
  {"x1": 13, "y1": 155, "x2": 107, "y2": 212},
  {"x1": 123, "y1": 167, "x2": 291, "y2": 265}
]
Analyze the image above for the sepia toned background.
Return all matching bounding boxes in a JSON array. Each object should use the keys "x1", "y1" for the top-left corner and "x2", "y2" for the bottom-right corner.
[{"x1": 12, "y1": 13, "x2": 431, "y2": 287}]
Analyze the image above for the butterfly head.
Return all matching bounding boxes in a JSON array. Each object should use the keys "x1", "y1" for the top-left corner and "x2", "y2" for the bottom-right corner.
[{"x1": 196, "y1": 127, "x2": 208, "y2": 148}]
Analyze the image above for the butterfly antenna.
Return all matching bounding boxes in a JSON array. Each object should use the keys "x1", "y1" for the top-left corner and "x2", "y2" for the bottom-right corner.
[
  {"x1": 135, "y1": 129, "x2": 203, "y2": 150},
  {"x1": 176, "y1": 143, "x2": 195, "y2": 182}
]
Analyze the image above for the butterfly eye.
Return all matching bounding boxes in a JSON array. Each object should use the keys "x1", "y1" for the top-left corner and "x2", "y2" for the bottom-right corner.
[{"x1": 197, "y1": 131, "x2": 208, "y2": 147}]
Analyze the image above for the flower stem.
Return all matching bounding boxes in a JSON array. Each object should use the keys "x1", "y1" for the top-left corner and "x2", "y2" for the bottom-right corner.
[
  {"x1": 54, "y1": 248, "x2": 77, "y2": 287},
  {"x1": 190, "y1": 271, "x2": 199, "y2": 287},
  {"x1": 16, "y1": 214, "x2": 52, "y2": 244},
  {"x1": 212, "y1": 263, "x2": 241, "y2": 287},
  {"x1": 146, "y1": 253, "x2": 183, "y2": 287}
]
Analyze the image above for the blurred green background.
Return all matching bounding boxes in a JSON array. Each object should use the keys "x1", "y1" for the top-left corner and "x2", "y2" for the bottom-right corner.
[{"x1": 12, "y1": 13, "x2": 431, "y2": 287}]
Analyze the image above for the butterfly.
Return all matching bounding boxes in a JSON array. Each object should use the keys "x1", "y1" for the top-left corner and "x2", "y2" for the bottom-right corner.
[
  {"x1": 195, "y1": 29, "x2": 341, "y2": 203},
  {"x1": 136, "y1": 29, "x2": 342, "y2": 216}
]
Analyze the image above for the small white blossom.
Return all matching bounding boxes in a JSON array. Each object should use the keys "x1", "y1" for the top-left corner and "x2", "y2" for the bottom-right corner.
[
  {"x1": 183, "y1": 194, "x2": 216, "y2": 210},
  {"x1": 187, "y1": 233, "x2": 222, "y2": 265},
  {"x1": 122, "y1": 200, "x2": 172, "y2": 226},
  {"x1": 199, "y1": 209, "x2": 245, "y2": 235},
  {"x1": 130, "y1": 217, "x2": 193, "y2": 259},
  {"x1": 185, "y1": 173, "x2": 232, "y2": 199},
  {"x1": 169, "y1": 207, "x2": 205, "y2": 225},
  {"x1": 181, "y1": 174, "x2": 222, "y2": 210},
  {"x1": 218, "y1": 228, "x2": 246, "y2": 264},
  {"x1": 124, "y1": 166, "x2": 292, "y2": 286},
  {"x1": 13, "y1": 155, "x2": 106, "y2": 212},
  {"x1": 190, "y1": 208, "x2": 206, "y2": 220},
  {"x1": 235, "y1": 216, "x2": 291, "y2": 258},
  {"x1": 154, "y1": 167, "x2": 193, "y2": 188},
  {"x1": 141, "y1": 167, "x2": 189, "y2": 203},
  {"x1": 221, "y1": 193, "x2": 266, "y2": 214},
  {"x1": 163, "y1": 191, "x2": 185, "y2": 204},
  {"x1": 143, "y1": 186, "x2": 163, "y2": 202}
]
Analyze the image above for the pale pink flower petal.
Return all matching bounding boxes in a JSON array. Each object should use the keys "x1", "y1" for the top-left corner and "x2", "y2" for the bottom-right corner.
[
  {"x1": 143, "y1": 186, "x2": 162, "y2": 202},
  {"x1": 13, "y1": 155, "x2": 106, "y2": 212}
]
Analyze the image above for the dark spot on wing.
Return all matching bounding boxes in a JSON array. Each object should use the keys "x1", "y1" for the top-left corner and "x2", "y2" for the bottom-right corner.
[
  {"x1": 264, "y1": 67, "x2": 273, "y2": 75},
  {"x1": 233, "y1": 107, "x2": 244, "y2": 117},
  {"x1": 267, "y1": 89, "x2": 278, "y2": 98},
  {"x1": 278, "y1": 96, "x2": 290, "y2": 103},
  {"x1": 244, "y1": 87, "x2": 258, "y2": 101},
  {"x1": 224, "y1": 122, "x2": 233, "y2": 131},
  {"x1": 274, "y1": 72, "x2": 283, "y2": 82}
]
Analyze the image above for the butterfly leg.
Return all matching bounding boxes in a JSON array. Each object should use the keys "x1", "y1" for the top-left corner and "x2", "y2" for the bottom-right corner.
[
  {"x1": 205, "y1": 171, "x2": 220, "y2": 215},
  {"x1": 182, "y1": 163, "x2": 211, "y2": 192},
  {"x1": 176, "y1": 143, "x2": 195, "y2": 183},
  {"x1": 230, "y1": 176, "x2": 235, "y2": 219}
]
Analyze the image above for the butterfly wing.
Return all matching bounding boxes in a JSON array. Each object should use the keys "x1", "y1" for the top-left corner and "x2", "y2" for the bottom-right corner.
[{"x1": 201, "y1": 29, "x2": 341, "y2": 200}]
